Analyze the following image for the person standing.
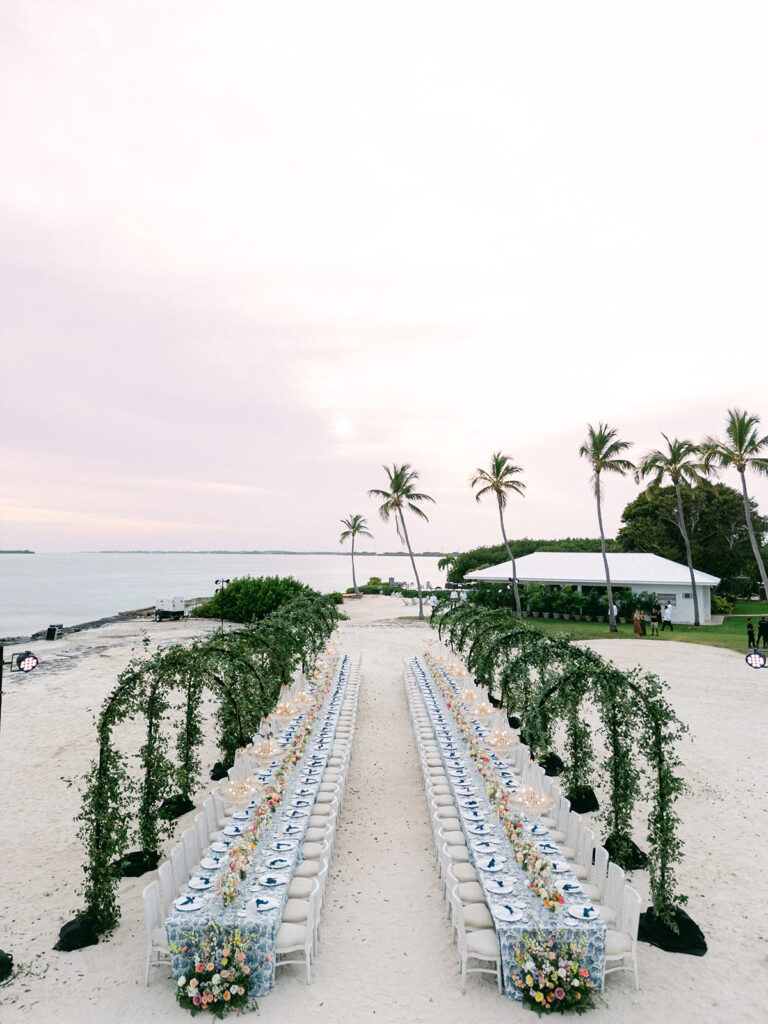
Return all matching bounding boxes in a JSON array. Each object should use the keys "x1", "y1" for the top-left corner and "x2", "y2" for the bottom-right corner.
[
  {"x1": 633, "y1": 609, "x2": 642, "y2": 636},
  {"x1": 661, "y1": 602, "x2": 673, "y2": 631},
  {"x1": 649, "y1": 604, "x2": 660, "y2": 636},
  {"x1": 747, "y1": 618, "x2": 756, "y2": 648},
  {"x1": 640, "y1": 610, "x2": 647, "y2": 636},
  {"x1": 459, "y1": 589, "x2": 468, "y2": 604},
  {"x1": 757, "y1": 617, "x2": 768, "y2": 648}
]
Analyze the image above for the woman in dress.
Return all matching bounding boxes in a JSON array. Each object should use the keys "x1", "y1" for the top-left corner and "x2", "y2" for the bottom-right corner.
[{"x1": 633, "y1": 609, "x2": 643, "y2": 636}]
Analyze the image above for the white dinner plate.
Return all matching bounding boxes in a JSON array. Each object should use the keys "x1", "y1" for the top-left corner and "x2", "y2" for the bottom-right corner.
[
  {"x1": 247, "y1": 896, "x2": 278, "y2": 913},
  {"x1": 492, "y1": 904, "x2": 523, "y2": 923},
  {"x1": 461, "y1": 809, "x2": 485, "y2": 821},
  {"x1": 567, "y1": 905, "x2": 599, "y2": 922},
  {"x1": 257, "y1": 873, "x2": 288, "y2": 887},
  {"x1": 286, "y1": 808, "x2": 309, "y2": 818},
  {"x1": 291, "y1": 798, "x2": 312, "y2": 808},
  {"x1": 175, "y1": 896, "x2": 205, "y2": 912},
  {"x1": 189, "y1": 876, "x2": 215, "y2": 890},
  {"x1": 466, "y1": 823, "x2": 491, "y2": 835},
  {"x1": 232, "y1": 811, "x2": 250, "y2": 821},
  {"x1": 476, "y1": 855, "x2": 505, "y2": 872},
  {"x1": 265, "y1": 856, "x2": 291, "y2": 870},
  {"x1": 210, "y1": 841, "x2": 230, "y2": 853},
  {"x1": 486, "y1": 877, "x2": 516, "y2": 895},
  {"x1": 559, "y1": 882, "x2": 583, "y2": 896},
  {"x1": 550, "y1": 861, "x2": 571, "y2": 874},
  {"x1": 200, "y1": 857, "x2": 222, "y2": 871},
  {"x1": 270, "y1": 840, "x2": 298, "y2": 852},
  {"x1": 530, "y1": 824, "x2": 549, "y2": 836},
  {"x1": 295, "y1": 787, "x2": 314, "y2": 796},
  {"x1": 223, "y1": 825, "x2": 243, "y2": 837},
  {"x1": 459, "y1": 798, "x2": 481, "y2": 809},
  {"x1": 472, "y1": 840, "x2": 500, "y2": 854},
  {"x1": 536, "y1": 842, "x2": 560, "y2": 855},
  {"x1": 283, "y1": 824, "x2": 302, "y2": 835}
]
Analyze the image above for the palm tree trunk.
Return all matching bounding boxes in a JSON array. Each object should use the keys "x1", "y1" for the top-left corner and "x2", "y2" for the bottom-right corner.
[
  {"x1": 398, "y1": 509, "x2": 424, "y2": 620},
  {"x1": 498, "y1": 497, "x2": 521, "y2": 618},
  {"x1": 674, "y1": 482, "x2": 700, "y2": 626},
  {"x1": 739, "y1": 470, "x2": 768, "y2": 599},
  {"x1": 596, "y1": 481, "x2": 617, "y2": 632},
  {"x1": 351, "y1": 535, "x2": 360, "y2": 597}
]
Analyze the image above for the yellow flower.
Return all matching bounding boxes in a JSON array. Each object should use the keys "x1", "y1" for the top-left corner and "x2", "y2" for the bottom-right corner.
[
  {"x1": 526, "y1": 974, "x2": 533, "y2": 986},
  {"x1": 534, "y1": 991, "x2": 544, "y2": 1003}
]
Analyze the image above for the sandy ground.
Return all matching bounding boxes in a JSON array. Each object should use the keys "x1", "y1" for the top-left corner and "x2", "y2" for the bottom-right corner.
[{"x1": 1, "y1": 595, "x2": 766, "y2": 1023}]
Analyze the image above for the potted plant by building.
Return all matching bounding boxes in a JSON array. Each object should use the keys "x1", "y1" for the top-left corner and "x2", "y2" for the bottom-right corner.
[
  {"x1": 539, "y1": 586, "x2": 554, "y2": 618},
  {"x1": 615, "y1": 587, "x2": 634, "y2": 625},
  {"x1": 527, "y1": 583, "x2": 547, "y2": 618}
]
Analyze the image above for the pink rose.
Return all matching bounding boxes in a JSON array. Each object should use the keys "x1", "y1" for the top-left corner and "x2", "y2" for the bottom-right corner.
[{"x1": 555, "y1": 988, "x2": 565, "y2": 1000}]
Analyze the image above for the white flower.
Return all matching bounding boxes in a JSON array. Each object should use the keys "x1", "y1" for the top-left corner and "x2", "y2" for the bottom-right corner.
[
  {"x1": 230, "y1": 985, "x2": 239, "y2": 994},
  {"x1": 212, "y1": 973, "x2": 221, "y2": 984},
  {"x1": 177, "y1": 977, "x2": 186, "y2": 987},
  {"x1": 558, "y1": 967, "x2": 566, "y2": 978}
]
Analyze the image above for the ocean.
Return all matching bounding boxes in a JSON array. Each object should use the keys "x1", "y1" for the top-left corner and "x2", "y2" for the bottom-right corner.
[{"x1": 0, "y1": 552, "x2": 446, "y2": 639}]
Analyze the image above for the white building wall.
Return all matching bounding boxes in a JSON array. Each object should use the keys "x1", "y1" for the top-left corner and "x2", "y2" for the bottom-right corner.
[{"x1": 629, "y1": 583, "x2": 713, "y2": 624}]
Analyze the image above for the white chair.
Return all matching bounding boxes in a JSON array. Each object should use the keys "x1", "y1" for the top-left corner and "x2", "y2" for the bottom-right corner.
[
  {"x1": 604, "y1": 885, "x2": 641, "y2": 990},
  {"x1": 582, "y1": 843, "x2": 609, "y2": 903},
  {"x1": 274, "y1": 881, "x2": 321, "y2": 984},
  {"x1": 142, "y1": 881, "x2": 171, "y2": 985},
  {"x1": 455, "y1": 902, "x2": 502, "y2": 993},
  {"x1": 181, "y1": 826, "x2": 200, "y2": 875},
  {"x1": 194, "y1": 812, "x2": 209, "y2": 855}
]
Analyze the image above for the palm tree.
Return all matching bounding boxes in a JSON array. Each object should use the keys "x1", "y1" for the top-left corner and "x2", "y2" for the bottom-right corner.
[
  {"x1": 703, "y1": 409, "x2": 768, "y2": 599},
  {"x1": 470, "y1": 452, "x2": 526, "y2": 617},
  {"x1": 437, "y1": 554, "x2": 457, "y2": 580},
  {"x1": 579, "y1": 423, "x2": 635, "y2": 632},
  {"x1": 368, "y1": 464, "x2": 435, "y2": 620},
  {"x1": 339, "y1": 514, "x2": 373, "y2": 598},
  {"x1": 635, "y1": 435, "x2": 707, "y2": 626}
]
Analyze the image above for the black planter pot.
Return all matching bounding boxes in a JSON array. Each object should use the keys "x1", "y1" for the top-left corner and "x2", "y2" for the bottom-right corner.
[
  {"x1": 508, "y1": 714, "x2": 521, "y2": 730},
  {"x1": 112, "y1": 849, "x2": 161, "y2": 878},
  {"x1": 567, "y1": 785, "x2": 600, "y2": 814},
  {"x1": 210, "y1": 760, "x2": 232, "y2": 781},
  {"x1": 540, "y1": 752, "x2": 565, "y2": 776},
  {"x1": 604, "y1": 832, "x2": 648, "y2": 870},
  {"x1": 53, "y1": 916, "x2": 99, "y2": 952},
  {"x1": 158, "y1": 793, "x2": 196, "y2": 820},
  {"x1": 0, "y1": 950, "x2": 13, "y2": 981},
  {"x1": 638, "y1": 906, "x2": 707, "y2": 956}
]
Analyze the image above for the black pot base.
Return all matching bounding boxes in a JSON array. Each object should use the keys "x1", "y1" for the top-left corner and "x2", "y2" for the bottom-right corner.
[
  {"x1": 53, "y1": 917, "x2": 99, "y2": 952},
  {"x1": 567, "y1": 785, "x2": 600, "y2": 814},
  {"x1": 604, "y1": 833, "x2": 648, "y2": 870},
  {"x1": 638, "y1": 906, "x2": 707, "y2": 956},
  {"x1": 158, "y1": 794, "x2": 195, "y2": 820},
  {"x1": 112, "y1": 850, "x2": 161, "y2": 878}
]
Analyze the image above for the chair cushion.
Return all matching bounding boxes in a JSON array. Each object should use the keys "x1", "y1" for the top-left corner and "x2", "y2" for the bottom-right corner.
[
  {"x1": 446, "y1": 845, "x2": 470, "y2": 863},
  {"x1": 318, "y1": 782, "x2": 338, "y2": 793},
  {"x1": 441, "y1": 830, "x2": 465, "y2": 845},
  {"x1": 605, "y1": 929, "x2": 632, "y2": 956},
  {"x1": 301, "y1": 842, "x2": 324, "y2": 859},
  {"x1": 426, "y1": 758, "x2": 443, "y2": 767},
  {"x1": 581, "y1": 883, "x2": 601, "y2": 901},
  {"x1": 568, "y1": 863, "x2": 588, "y2": 880},
  {"x1": 435, "y1": 795, "x2": 454, "y2": 807},
  {"x1": 431, "y1": 785, "x2": 451, "y2": 796},
  {"x1": 311, "y1": 804, "x2": 332, "y2": 815},
  {"x1": 315, "y1": 793, "x2": 335, "y2": 804},
  {"x1": 287, "y1": 877, "x2": 313, "y2": 899},
  {"x1": 275, "y1": 922, "x2": 306, "y2": 950},
  {"x1": 437, "y1": 807, "x2": 459, "y2": 819},
  {"x1": 558, "y1": 845, "x2": 576, "y2": 861},
  {"x1": 294, "y1": 859, "x2": 320, "y2": 877},
  {"x1": 305, "y1": 827, "x2": 329, "y2": 842},
  {"x1": 328, "y1": 757, "x2": 342, "y2": 767},
  {"x1": 463, "y1": 904, "x2": 493, "y2": 930},
  {"x1": 596, "y1": 904, "x2": 617, "y2": 925},
  {"x1": 281, "y1": 898, "x2": 310, "y2": 923},
  {"x1": 467, "y1": 929, "x2": 500, "y2": 959},
  {"x1": 457, "y1": 882, "x2": 486, "y2": 903},
  {"x1": 451, "y1": 863, "x2": 477, "y2": 883}
]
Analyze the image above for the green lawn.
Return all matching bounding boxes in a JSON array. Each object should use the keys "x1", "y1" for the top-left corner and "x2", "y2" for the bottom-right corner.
[
  {"x1": 731, "y1": 601, "x2": 768, "y2": 615},
  {"x1": 504, "y1": 615, "x2": 752, "y2": 655}
]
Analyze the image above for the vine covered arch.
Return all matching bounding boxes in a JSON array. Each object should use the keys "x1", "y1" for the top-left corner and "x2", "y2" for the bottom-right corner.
[
  {"x1": 68, "y1": 594, "x2": 339, "y2": 940},
  {"x1": 434, "y1": 601, "x2": 689, "y2": 932}
]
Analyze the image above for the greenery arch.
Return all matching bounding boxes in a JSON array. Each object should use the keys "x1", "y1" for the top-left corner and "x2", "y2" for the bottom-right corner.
[
  {"x1": 433, "y1": 601, "x2": 688, "y2": 930},
  {"x1": 71, "y1": 593, "x2": 339, "y2": 937}
]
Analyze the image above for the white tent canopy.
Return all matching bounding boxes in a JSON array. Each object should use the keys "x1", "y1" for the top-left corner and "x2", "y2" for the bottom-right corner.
[{"x1": 465, "y1": 552, "x2": 721, "y2": 623}]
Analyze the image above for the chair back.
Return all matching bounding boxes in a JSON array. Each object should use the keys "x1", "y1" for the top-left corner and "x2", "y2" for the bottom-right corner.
[
  {"x1": 170, "y1": 842, "x2": 189, "y2": 892},
  {"x1": 182, "y1": 826, "x2": 200, "y2": 873},
  {"x1": 604, "y1": 861, "x2": 626, "y2": 912},
  {"x1": 620, "y1": 885, "x2": 641, "y2": 939},
  {"x1": 158, "y1": 860, "x2": 175, "y2": 914},
  {"x1": 195, "y1": 812, "x2": 209, "y2": 853},
  {"x1": 203, "y1": 797, "x2": 217, "y2": 835},
  {"x1": 143, "y1": 880, "x2": 163, "y2": 937},
  {"x1": 592, "y1": 844, "x2": 609, "y2": 895}
]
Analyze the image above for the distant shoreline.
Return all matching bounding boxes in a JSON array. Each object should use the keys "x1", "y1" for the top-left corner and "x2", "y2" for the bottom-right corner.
[{"x1": 90, "y1": 550, "x2": 450, "y2": 556}]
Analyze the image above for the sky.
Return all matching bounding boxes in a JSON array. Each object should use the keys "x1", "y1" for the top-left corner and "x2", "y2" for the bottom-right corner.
[{"x1": 1, "y1": 1, "x2": 768, "y2": 553}]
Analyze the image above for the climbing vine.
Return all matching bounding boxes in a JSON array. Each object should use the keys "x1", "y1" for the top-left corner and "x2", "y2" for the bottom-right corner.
[
  {"x1": 434, "y1": 602, "x2": 689, "y2": 930},
  {"x1": 69, "y1": 592, "x2": 339, "y2": 937}
]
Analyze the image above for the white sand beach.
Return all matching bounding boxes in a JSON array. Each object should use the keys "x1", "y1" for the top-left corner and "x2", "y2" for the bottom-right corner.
[{"x1": 1, "y1": 596, "x2": 765, "y2": 1023}]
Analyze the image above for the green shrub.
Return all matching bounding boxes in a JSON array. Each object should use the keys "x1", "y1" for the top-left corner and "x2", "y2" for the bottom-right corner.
[
  {"x1": 711, "y1": 593, "x2": 734, "y2": 615},
  {"x1": 193, "y1": 575, "x2": 318, "y2": 624},
  {"x1": 327, "y1": 592, "x2": 345, "y2": 605}
]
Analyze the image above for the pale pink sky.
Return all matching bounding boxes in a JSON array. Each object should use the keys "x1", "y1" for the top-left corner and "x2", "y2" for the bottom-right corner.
[{"x1": 2, "y1": 2, "x2": 767, "y2": 552}]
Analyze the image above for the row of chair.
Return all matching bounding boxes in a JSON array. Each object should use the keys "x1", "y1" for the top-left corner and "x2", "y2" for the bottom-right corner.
[
  {"x1": 411, "y1": 659, "x2": 641, "y2": 993},
  {"x1": 405, "y1": 665, "x2": 504, "y2": 993},
  {"x1": 272, "y1": 659, "x2": 360, "y2": 983},
  {"x1": 142, "y1": 658, "x2": 360, "y2": 987}
]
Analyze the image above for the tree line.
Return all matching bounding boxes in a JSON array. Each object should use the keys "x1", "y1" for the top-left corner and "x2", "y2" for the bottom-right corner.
[{"x1": 337, "y1": 409, "x2": 768, "y2": 626}]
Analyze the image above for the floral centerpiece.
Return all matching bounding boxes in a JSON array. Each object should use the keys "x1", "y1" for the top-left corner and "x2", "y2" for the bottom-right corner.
[
  {"x1": 171, "y1": 922, "x2": 255, "y2": 1017},
  {"x1": 512, "y1": 930, "x2": 596, "y2": 1015}
]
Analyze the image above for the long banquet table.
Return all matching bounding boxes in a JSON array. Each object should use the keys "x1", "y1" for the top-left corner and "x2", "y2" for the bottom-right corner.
[
  {"x1": 409, "y1": 656, "x2": 606, "y2": 998},
  {"x1": 165, "y1": 655, "x2": 352, "y2": 996}
]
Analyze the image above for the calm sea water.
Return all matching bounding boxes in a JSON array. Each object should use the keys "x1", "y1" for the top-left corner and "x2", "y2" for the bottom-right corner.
[{"x1": 0, "y1": 552, "x2": 446, "y2": 639}]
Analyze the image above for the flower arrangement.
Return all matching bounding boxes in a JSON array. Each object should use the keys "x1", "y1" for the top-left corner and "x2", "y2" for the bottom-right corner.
[
  {"x1": 171, "y1": 922, "x2": 255, "y2": 1017},
  {"x1": 512, "y1": 930, "x2": 596, "y2": 1015}
]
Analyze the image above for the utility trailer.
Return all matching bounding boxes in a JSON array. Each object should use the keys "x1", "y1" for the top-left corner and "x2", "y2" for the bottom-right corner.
[{"x1": 154, "y1": 597, "x2": 185, "y2": 622}]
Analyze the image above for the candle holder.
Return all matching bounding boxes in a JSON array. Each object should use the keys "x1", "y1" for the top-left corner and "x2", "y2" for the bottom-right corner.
[
  {"x1": 486, "y1": 728, "x2": 521, "y2": 756},
  {"x1": 218, "y1": 778, "x2": 264, "y2": 807},
  {"x1": 506, "y1": 787, "x2": 555, "y2": 824}
]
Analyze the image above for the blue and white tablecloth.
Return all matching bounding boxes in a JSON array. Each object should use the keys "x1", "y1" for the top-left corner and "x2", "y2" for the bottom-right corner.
[
  {"x1": 410, "y1": 656, "x2": 606, "y2": 998},
  {"x1": 166, "y1": 655, "x2": 351, "y2": 995}
]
